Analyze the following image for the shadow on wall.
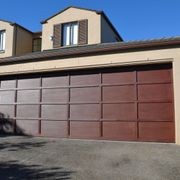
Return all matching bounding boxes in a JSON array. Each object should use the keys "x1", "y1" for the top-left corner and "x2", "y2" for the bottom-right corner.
[
  {"x1": 0, "y1": 160, "x2": 74, "y2": 180},
  {"x1": 0, "y1": 112, "x2": 26, "y2": 136},
  {"x1": 0, "y1": 113, "x2": 49, "y2": 151}
]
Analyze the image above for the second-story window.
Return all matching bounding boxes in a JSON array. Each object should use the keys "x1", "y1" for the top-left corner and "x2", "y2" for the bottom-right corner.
[
  {"x1": 62, "y1": 22, "x2": 78, "y2": 46},
  {"x1": 0, "y1": 30, "x2": 6, "y2": 51},
  {"x1": 53, "y1": 19, "x2": 88, "y2": 48}
]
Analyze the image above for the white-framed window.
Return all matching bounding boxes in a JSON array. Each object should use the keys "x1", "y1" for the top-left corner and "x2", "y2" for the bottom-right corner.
[
  {"x1": 0, "y1": 30, "x2": 6, "y2": 51},
  {"x1": 63, "y1": 22, "x2": 78, "y2": 46}
]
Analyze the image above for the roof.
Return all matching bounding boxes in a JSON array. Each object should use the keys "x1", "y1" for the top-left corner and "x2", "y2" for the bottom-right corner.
[
  {"x1": 41, "y1": 6, "x2": 104, "y2": 24},
  {"x1": 12, "y1": 23, "x2": 33, "y2": 34},
  {"x1": 41, "y1": 6, "x2": 123, "y2": 41},
  {"x1": 0, "y1": 36, "x2": 180, "y2": 65},
  {"x1": 0, "y1": 19, "x2": 14, "y2": 24},
  {"x1": 98, "y1": 11, "x2": 123, "y2": 41},
  {"x1": 0, "y1": 19, "x2": 33, "y2": 34}
]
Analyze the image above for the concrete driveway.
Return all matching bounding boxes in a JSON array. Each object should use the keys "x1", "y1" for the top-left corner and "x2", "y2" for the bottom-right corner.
[{"x1": 0, "y1": 136, "x2": 179, "y2": 180}]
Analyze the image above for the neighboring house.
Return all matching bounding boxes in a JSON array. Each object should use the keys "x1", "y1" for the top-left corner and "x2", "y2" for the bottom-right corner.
[
  {"x1": 0, "y1": 6, "x2": 121, "y2": 58},
  {"x1": 0, "y1": 20, "x2": 42, "y2": 58},
  {"x1": 0, "y1": 6, "x2": 180, "y2": 145}
]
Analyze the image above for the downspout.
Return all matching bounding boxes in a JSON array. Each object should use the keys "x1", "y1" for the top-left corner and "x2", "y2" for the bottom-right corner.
[
  {"x1": 12, "y1": 24, "x2": 18, "y2": 56},
  {"x1": 14, "y1": 25, "x2": 18, "y2": 56}
]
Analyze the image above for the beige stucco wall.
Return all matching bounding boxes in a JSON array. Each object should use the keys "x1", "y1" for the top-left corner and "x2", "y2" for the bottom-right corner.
[
  {"x1": 15, "y1": 26, "x2": 33, "y2": 56},
  {"x1": 42, "y1": 7, "x2": 101, "y2": 50},
  {"x1": 0, "y1": 21, "x2": 15, "y2": 58},
  {"x1": 172, "y1": 59, "x2": 180, "y2": 145},
  {"x1": 101, "y1": 16, "x2": 119, "y2": 43},
  {"x1": 0, "y1": 47, "x2": 179, "y2": 144},
  {"x1": 0, "y1": 48, "x2": 177, "y2": 74}
]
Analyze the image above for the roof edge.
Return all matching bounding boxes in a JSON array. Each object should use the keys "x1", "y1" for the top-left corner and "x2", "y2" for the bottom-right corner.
[
  {"x1": 0, "y1": 37, "x2": 180, "y2": 64},
  {"x1": 0, "y1": 19, "x2": 33, "y2": 34},
  {"x1": 41, "y1": 6, "x2": 105, "y2": 24},
  {"x1": 98, "y1": 11, "x2": 123, "y2": 41},
  {"x1": 11, "y1": 23, "x2": 33, "y2": 34},
  {"x1": 0, "y1": 19, "x2": 14, "y2": 24}
]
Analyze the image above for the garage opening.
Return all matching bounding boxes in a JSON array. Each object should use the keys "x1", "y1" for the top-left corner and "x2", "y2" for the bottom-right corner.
[{"x1": 0, "y1": 63, "x2": 175, "y2": 142}]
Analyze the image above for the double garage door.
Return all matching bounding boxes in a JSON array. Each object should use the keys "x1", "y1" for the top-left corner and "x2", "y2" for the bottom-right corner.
[{"x1": 0, "y1": 63, "x2": 175, "y2": 142}]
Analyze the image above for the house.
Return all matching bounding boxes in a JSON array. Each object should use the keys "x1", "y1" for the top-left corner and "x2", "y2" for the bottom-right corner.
[
  {"x1": 0, "y1": 20, "x2": 42, "y2": 58},
  {"x1": 41, "y1": 6, "x2": 122, "y2": 50},
  {"x1": 0, "y1": 6, "x2": 180, "y2": 145}
]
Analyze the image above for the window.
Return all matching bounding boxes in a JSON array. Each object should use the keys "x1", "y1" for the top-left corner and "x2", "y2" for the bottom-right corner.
[
  {"x1": 63, "y1": 22, "x2": 78, "y2": 46},
  {"x1": 53, "y1": 20, "x2": 87, "y2": 48},
  {"x1": 0, "y1": 30, "x2": 6, "y2": 51},
  {"x1": 33, "y1": 38, "x2": 42, "y2": 52}
]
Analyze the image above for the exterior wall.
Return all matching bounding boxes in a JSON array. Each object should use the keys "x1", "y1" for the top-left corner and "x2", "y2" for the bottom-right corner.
[
  {"x1": 15, "y1": 26, "x2": 33, "y2": 56},
  {"x1": 0, "y1": 48, "x2": 179, "y2": 144},
  {"x1": 0, "y1": 48, "x2": 177, "y2": 74},
  {"x1": 42, "y1": 7, "x2": 101, "y2": 50},
  {"x1": 33, "y1": 32, "x2": 42, "y2": 39},
  {"x1": 0, "y1": 21, "x2": 15, "y2": 58},
  {"x1": 101, "y1": 16, "x2": 119, "y2": 43},
  {"x1": 173, "y1": 60, "x2": 180, "y2": 145}
]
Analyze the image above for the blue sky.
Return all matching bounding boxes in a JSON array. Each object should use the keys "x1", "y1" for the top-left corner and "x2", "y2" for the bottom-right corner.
[{"x1": 1, "y1": 0, "x2": 180, "y2": 41}]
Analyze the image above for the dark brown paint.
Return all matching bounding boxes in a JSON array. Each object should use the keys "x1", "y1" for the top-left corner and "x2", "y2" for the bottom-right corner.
[{"x1": 0, "y1": 63, "x2": 175, "y2": 142}]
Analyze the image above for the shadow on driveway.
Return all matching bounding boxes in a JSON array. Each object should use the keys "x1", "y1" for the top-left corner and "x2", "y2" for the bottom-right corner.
[
  {"x1": 0, "y1": 139, "x2": 48, "y2": 151},
  {"x1": 0, "y1": 160, "x2": 74, "y2": 180}
]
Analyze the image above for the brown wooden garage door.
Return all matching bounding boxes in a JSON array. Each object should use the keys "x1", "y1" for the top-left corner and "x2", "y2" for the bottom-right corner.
[{"x1": 0, "y1": 63, "x2": 174, "y2": 142}]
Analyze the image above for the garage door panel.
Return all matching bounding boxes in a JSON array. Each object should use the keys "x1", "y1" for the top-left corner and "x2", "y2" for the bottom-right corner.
[
  {"x1": 70, "y1": 74, "x2": 99, "y2": 86},
  {"x1": 16, "y1": 105, "x2": 39, "y2": 118},
  {"x1": 102, "y1": 71, "x2": 135, "y2": 84},
  {"x1": 103, "y1": 85, "x2": 136, "y2": 102},
  {"x1": 0, "y1": 91, "x2": 15, "y2": 104},
  {"x1": 41, "y1": 121, "x2": 68, "y2": 137},
  {"x1": 103, "y1": 103, "x2": 136, "y2": 120},
  {"x1": 70, "y1": 87, "x2": 100, "y2": 102},
  {"x1": 17, "y1": 90, "x2": 40, "y2": 103},
  {"x1": 70, "y1": 121, "x2": 100, "y2": 138},
  {"x1": 18, "y1": 78, "x2": 40, "y2": 88},
  {"x1": 139, "y1": 122, "x2": 175, "y2": 142},
  {"x1": 0, "y1": 105, "x2": 14, "y2": 118},
  {"x1": 138, "y1": 84, "x2": 172, "y2": 101},
  {"x1": 137, "y1": 69, "x2": 172, "y2": 83},
  {"x1": 103, "y1": 122, "x2": 137, "y2": 140},
  {"x1": 42, "y1": 89, "x2": 68, "y2": 103},
  {"x1": 16, "y1": 120, "x2": 39, "y2": 136},
  {"x1": 41, "y1": 105, "x2": 68, "y2": 120},
  {"x1": 42, "y1": 76, "x2": 68, "y2": 87},
  {"x1": 1, "y1": 80, "x2": 16, "y2": 89},
  {"x1": 138, "y1": 103, "x2": 173, "y2": 121},
  {"x1": 70, "y1": 104, "x2": 100, "y2": 120},
  {"x1": 0, "y1": 63, "x2": 174, "y2": 143}
]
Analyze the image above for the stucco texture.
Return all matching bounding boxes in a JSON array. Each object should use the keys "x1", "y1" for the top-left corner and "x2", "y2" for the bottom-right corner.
[
  {"x1": 41, "y1": 7, "x2": 101, "y2": 50},
  {"x1": 0, "y1": 21, "x2": 14, "y2": 58}
]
